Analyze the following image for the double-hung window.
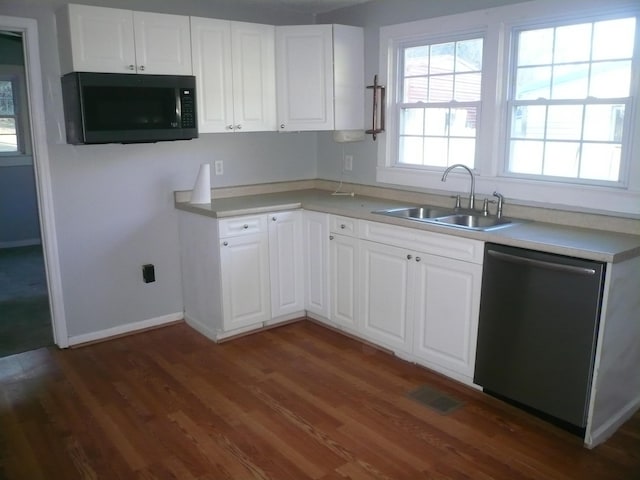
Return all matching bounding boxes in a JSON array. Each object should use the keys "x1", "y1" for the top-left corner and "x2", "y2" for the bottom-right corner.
[
  {"x1": 378, "y1": 0, "x2": 640, "y2": 215},
  {"x1": 399, "y1": 37, "x2": 483, "y2": 169},
  {"x1": 0, "y1": 78, "x2": 19, "y2": 153},
  {"x1": 507, "y1": 17, "x2": 635, "y2": 184}
]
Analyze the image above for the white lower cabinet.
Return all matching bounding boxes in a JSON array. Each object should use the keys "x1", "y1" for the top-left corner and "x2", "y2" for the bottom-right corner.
[
  {"x1": 329, "y1": 232, "x2": 359, "y2": 330},
  {"x1": 268, "y1": 210, "x2": 305, "y2": 320},
  {"x1": 303, "y1": 211, "x2": 330, "y2": 320},
  {"x1": 359, "y1": 240, "x2": 413, "y2": 353},
  {"x1": 220, "y1": 230, "x2": 271, "y2": 331}
]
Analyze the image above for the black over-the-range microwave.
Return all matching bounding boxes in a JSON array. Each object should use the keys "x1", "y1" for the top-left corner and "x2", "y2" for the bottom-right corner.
[{"x1": 61, "y1": 72, "x2": 198, "y2": 145}]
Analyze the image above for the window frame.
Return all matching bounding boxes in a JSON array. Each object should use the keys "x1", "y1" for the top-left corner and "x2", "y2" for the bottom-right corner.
[
  {"x1": 0, "y1": 66, "x2": 31, "y2": 162},
  {"x1": 377, "y1": 0, "x2": 640, "y2": 216}
]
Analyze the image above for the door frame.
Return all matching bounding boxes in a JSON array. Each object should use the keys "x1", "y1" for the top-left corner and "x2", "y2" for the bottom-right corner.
[{"x1": 1, "y1": 15, "x2": 68, "y2": 348}]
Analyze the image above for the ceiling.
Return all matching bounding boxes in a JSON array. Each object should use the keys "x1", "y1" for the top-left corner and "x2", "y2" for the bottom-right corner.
[{"x1": 249, "y1": 0, "x2": 373, "y2": 14}]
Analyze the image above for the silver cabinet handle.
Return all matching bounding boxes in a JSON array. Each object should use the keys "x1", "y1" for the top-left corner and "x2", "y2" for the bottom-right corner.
[
  {"x1": 340, "y1": 224, "x2": 346, "y2": 229},
  {"x1": 223, "y1": 241, "x2": 228, "y2": 246},
  {"x1": 243, "y1": 224, "x2": 249, "y2": 229},
  {"x1": 415, "y1": 257, "x2": 421, "y2": 262},
  {"x1": 139, "y1": 65, "x2": 145, "y2": 71},
  {"x1": 128, "y1": 64, "x2": 135, "y2": 70},
  {"x1": 407, "y1": 254, "x2": 412, "y2": 260},
  {"x1": 329, "y1": 235, "x2": 334, "y2": 240},
  {"x1": 280, "y1": 124, "x2": 285, "y2": 129},
  {"x1": 226, "y1": 125, "x2": 234, "y2": 130},
  {"x1": 272, "y1": 217, "x2": 277, "y2": 222},
  {"x1": 235, "y1": 124, "x2": 242, "y2": 130}
]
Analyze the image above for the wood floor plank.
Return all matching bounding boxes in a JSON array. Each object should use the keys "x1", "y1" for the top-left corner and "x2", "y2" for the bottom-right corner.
[{"x1": 1, "y1": 320, "x2": 639, "y2": 480}]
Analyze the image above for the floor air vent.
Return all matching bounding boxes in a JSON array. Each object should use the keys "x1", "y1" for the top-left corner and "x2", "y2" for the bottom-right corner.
[{"x1": 407, "y1": 385, "x2": 464, "y2": 415}]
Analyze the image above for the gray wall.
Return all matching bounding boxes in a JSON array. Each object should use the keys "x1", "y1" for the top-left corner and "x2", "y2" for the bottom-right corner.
[
  {"x1": 315, "y1": 0, "x2": 532, "y2": 185},
  {"x1": 1, "y1": 0, "x2": 318, "y2": 337}
]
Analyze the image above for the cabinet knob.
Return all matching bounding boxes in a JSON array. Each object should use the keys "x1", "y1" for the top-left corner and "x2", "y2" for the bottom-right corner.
[
  {"x1": 127, "y1": 64, "x2": 135, "y2": 70},
  {"x1": 223, "y1": 241, "x2": 228, "y2": 246},
  {"x1": 280, "y1": 124, "x2": 285, "y2": 129},
  {"x1": 243, "y1": 224, "x2": 249, "y2": 229},
  {"x1": 329, "y1": 235, "x2": 334, "y2": 240},
  {"x1": 415, "y1": 256, "x2": 421, "y2": 262},
  {"x1": 272, "y1": 216, "x2": 277, "y2": 222},
  {"x1": 340, "y1": 224, "x2": 346, "y2": 229},
  {"x1": 139, "y1": 65, "x2": 145, "y2": 71},
  {"x1": 226, "y1": 125, "x2": 234, "y2": 130},
  {"x1": 235, "y1": 124, "x2": 242, "y2": 130},
  {"x1": 406, "y1": 254, "x2": 413, "y2": 260}
]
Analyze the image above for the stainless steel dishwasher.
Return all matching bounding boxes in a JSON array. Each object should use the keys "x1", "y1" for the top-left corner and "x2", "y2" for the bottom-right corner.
[{"x1": 474, "y1": 243, "x2": 605, "y2": 432}]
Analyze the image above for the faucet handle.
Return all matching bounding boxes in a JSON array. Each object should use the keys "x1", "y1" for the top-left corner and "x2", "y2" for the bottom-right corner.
[
  {"x1": 492, "y1": 191, "x2": 505, "y2": 218},
  {"x1": 452, "y1": 194, "x2": 461, "y2": 209}
]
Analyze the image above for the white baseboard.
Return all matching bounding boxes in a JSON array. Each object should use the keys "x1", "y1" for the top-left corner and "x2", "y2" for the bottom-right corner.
[
  {"x1": 585, "y1": 396, "x2": 640, "y2": 448},
  {"x1": 0, "y1": 238, "x2": 41, "y2": 249},
  {"x1": 68, "y1": 312, "x2": 183, "y2": 347}
]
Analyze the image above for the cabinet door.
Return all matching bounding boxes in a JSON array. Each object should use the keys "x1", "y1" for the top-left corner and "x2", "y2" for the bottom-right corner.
[
  {"x1": 359, "y1": 240, "x2": 413, "y2": 353},
  {"x1": 330, "y1": 233, "x2": 359, "y2": 329},
  {"x1": 412, "y1": 254, "x2": 482, "y2": 378},
  {"x1": 220, "y1": 233, "x2": 271, "y2": 331},
  {"x1": 232, "y1": 22, "x2": 277, "y2": 132},
  {"x1": 133, "y1": 11, "x2": 192, "y2": 75},
  {"x1": 268, "y1": 211, "x2": 304, "y2": 319},
  {"x1": 65, "y1": 4, "x2": 136, "y2": 74},
  {"x1": 303, "y1": 211, "x2": 330, "y2": 320},
  {"x1": 190, "y1": 17, "x2": 234, "y2": 132},
  {"x1": 275, "y1": 25, "x2": 334, "y2": 131}
]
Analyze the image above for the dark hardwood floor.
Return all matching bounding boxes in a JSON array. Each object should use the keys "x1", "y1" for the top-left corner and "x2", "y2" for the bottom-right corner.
[{"x1": 1, "y1": 320, "x2": 638, "y2": 479}]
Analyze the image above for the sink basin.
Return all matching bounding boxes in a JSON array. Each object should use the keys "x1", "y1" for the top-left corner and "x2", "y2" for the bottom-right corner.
[
  {"x1": 373, "y1": 205, "x2": 515, "y2": 231},
  {"x1": 434, "y1": 214, "x2": 512, "y2": 230},
  {"x1": 374, "y1": 206, "x2": 456, "y2": 220}
]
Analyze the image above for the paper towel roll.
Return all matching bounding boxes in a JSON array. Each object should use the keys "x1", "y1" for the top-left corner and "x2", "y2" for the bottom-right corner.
[{"x1": 190, "y1": 163, "x2": 211, "y2": 204}]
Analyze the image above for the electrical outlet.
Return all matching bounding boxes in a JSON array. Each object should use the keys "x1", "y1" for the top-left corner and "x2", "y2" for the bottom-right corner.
[
  {"x1": 344, "y1": 154, "x2": 353, "y2": 172},
  {"x1": 214, "y1": 160, "x2": 224, "y2": 175}
]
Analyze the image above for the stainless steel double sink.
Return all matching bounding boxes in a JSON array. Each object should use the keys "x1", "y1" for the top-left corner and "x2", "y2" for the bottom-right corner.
[{"x1": 373, "y1": 205, "x2": 515, "y2": 231}]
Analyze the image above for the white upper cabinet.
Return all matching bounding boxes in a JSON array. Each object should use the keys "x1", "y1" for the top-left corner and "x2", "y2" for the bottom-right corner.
[
  {"x1": 58, "y1": 4, "x2": 192, "y2": 75},
  {"x1": 275, "y1": 24, "x2": 364, "y2": 132},
  {"x1": 191, "y1": 17, "x2": 276, "y2": 133}
]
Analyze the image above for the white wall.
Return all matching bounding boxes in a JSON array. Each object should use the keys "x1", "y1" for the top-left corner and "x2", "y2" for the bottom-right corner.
[{"x1": 1, "y1": 0, "x2": 318, "y2": 337}]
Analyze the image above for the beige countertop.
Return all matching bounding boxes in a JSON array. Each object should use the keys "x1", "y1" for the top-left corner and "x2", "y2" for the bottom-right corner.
[{"x1": 175, "y1": 189, "x2": 640, "y2": 263}]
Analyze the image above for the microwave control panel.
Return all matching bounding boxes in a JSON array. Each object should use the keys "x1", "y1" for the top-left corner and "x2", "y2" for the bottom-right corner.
[{"x1": 180, "y1": 89, "x2": 196, "y2": 128}]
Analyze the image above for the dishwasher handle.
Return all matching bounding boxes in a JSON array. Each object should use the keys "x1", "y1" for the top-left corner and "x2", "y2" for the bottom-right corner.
[{"x1": 487, "y1": 249, "x2": 597, "y2": 276}]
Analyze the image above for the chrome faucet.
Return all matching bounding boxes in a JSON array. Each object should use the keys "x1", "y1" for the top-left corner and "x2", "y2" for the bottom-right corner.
[
  {"x1": 493, "y1": 191, "x2": 504, "y2": 218},
  {"x1": 441, "y1": 164, "x2": 475, "y2": 210}
]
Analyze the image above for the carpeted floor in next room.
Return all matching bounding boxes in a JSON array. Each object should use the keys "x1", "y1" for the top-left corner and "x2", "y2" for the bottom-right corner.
[{"x1": 0, "y1": 245, "x2": 53, "y2": 357}]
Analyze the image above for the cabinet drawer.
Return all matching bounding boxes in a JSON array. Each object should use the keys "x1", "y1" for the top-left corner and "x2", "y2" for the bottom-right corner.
[
  {"x1": 330, "y1": 215, "x2": 358, "y2": 236},
  {"x1": 360, "y1": 220, "x2": 483, "y2": 264},
  {"x1": 219, "y1": 214, "x2": 267, "y2": 237}
]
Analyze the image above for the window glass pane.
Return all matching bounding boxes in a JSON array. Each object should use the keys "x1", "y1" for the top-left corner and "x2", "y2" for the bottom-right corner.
[
  {"x1": 554, "y1": 23, "x2": 592, "y2": 63},
  {"x1": 551, "y1": 64, "x2": 589, "y2": 99},
  {"x1": 0, "y1": 81, "x2": 15, "y2": 115},
  {"x1": 454, "y1": 72, "x2": 481, "y2": 101},
  {"x1": 404, "y1": 77, "x2": 429, "y2": 103},
  {"x1": 423, "y1": 137, "x2": 448, "y2": 167},
  {"x1": 546, "y1": 105, "x2": 583, "y2": 140},
  {"x1": 518, "y1": 28, "x2": 553, "y2": 66},
  {"x1": 449, "y1": 107, "x2": 477, "y2": 137},
  {"x1": 589, "y1": 61, "x2": 632, "y2": 98},
  {"x1": 455, "y1": 38, "x2": 483, "y2": 72},
  {"x1": 543, "y1": 141, "x2": 580, "y2": 177},
  {"x1": 592, "y1": 18, "x2": 635, "y2": 60},
  {"x1": 430, "y1": 42, "x2": 455, "y2": 74},
  {"x1": 429, "y1": 75, "x2": 454, "y2": 102},
  {"x1": 0, "y1": 117, "x2": 18, "y2": 152},
  {"x1": 580, "y1": 143, "x2": 621, "y2": 181},
  {"x1": 400, "y1": 108, "x2": 424, "y2": 135},
  {"x1": 449, "y1": 138, "x2": 475, "y2": 166},
  {"x1": 399, "y1": 136, "x2": 424, "y2": 165},
  {"x1": 509, "y1": 140, "x2": 544, "y2": 174},
  {"x1": 511, "y1": 105, "x2": 546, "y2": 139},
  {"x1": 584, "y1": 104, "x2": 624, "y2": 141},
  {"x1": 404, "y1": 46, "x2": 429, "y2": 75},
  {"x1": 424, "y1": 108, "x2": 449, "y2": 136},
  {"x1": 516, "y1": 66, "x2": 551, "y2": 99}
]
